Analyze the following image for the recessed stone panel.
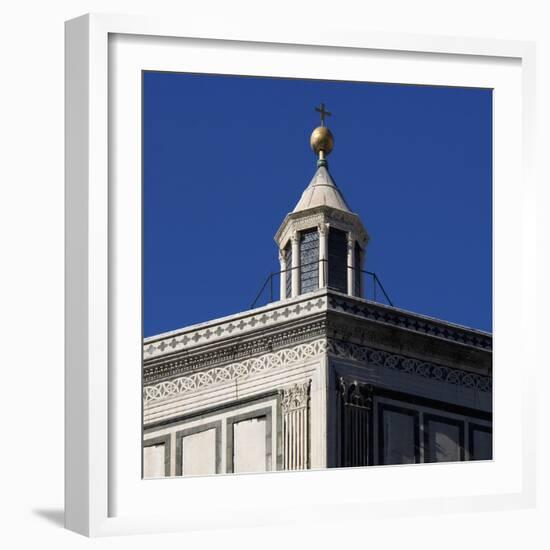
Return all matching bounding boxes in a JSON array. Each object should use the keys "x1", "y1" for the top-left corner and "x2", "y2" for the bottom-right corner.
[
  {"x1": 143, "y1": 443, "x2": 166, "y2": 479},
  {"x1": 233, "y1": 417, "x2": 267, "y2": 474},
  {"x1": 379, "y1": 406, "x2": 418, "y2": 465},
  {"x1": 181, "y1": 429, "x2": 216, "y2": 476},
  {"x1": 424, "y1": 415, "x2": 464, "y2": 463},
  {"x1": 470, "y1": 426, "x2": 492, "y2": 460}
]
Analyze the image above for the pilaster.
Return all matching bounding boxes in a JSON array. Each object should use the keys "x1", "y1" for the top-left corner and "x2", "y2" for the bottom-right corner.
[
  {"x1": 358, "y1": 245, "x2": 366, "y2": 298},
  {"x1": 338, "y1": 378, "x2": 373, "y2": 467},
  {"x1": 318, "y1": 222, "x2": 329, "y2": 288},
  {"x1": 278, "y1": 249, "x2": 287, "y2": 300},
  {"x1": 279, "y1": 380, "x2": 311, "y2": 470},
  {"x1": 347, "y1": 232, "x2": 355, "y2": 296},
  {"x1": 291, "y1": 231, "x2": 300, "y2": 298}
]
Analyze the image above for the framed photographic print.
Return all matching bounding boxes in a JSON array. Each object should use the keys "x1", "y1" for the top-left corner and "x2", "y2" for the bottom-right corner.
[{"x1": 65, "y1": 13, "x2": 536, "y2": 536}]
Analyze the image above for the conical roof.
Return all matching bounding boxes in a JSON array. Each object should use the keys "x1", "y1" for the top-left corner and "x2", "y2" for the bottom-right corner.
[{"x1": 293, "y1": 164, "x2": 351, "y2": 213}]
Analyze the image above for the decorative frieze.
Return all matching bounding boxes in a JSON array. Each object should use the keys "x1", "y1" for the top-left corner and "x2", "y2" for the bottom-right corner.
[
  {"x1": 144, "y1": 334, "x2": 490, "y2": 409},
  {"x1": 328, "y1": 339, "x2": 491, "y2": 392},
  {"x1": 279, "y1": 380, "x2": 311, "y2": 470},
  {"x1": 144, "y1": 320, "x2": 327, "y2": 383},
  {"x1": 144, "y1": 339, "x2": 326, "y2": 405},
  {"x1": 144, "y1": 333, "x2": 490, "y2": 410}
]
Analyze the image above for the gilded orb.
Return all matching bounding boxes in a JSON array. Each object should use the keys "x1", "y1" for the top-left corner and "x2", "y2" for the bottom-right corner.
[{"x1": 310, "y1": 126, "x2": 334, "y2": 156}]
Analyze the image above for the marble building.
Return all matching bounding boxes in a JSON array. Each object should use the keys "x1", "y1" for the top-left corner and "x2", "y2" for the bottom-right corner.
[{"x1": 142, "y1": 106, "x2": 492, "y2": 478}]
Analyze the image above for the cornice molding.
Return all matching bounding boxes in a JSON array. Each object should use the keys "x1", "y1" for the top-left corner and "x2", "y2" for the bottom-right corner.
[
  {"x1": 143, "y1": 291, "x2": 492, "y2": 377},
  {"x1": 275, "y1": 206, "x2": 369, "y2": 250},
  {"x1": 327, "y1": 294, "x2": 492, "y2": 352},
  {"x1": 144, "y1": 294, "x2": 327, "y2": 360},
  {"x1": 143, "y1": 320, "x2": 326, "y2": 383}
]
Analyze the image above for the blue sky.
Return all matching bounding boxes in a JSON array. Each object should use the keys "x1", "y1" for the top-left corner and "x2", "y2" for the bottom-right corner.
[{"x1": 143, "y1": 72, "x2": 492, "y2": 337}]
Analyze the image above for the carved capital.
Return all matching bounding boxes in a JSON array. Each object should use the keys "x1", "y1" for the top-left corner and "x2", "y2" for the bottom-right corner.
[
  {"x1": 317, "y1": 222, "x2": 329, "y2": 236},
  {"x1": 347, "y1": 232, "x2": 355, "y2": 251},
  {"x1": 290, "y1": 231, "x2": 300, "y2": 245},
  {"x1": 338, "y1": 377, "x2": 373, "y2": 409},
  {"x1": 279, "y1": 380, "x2": 311, "y2": 413}
]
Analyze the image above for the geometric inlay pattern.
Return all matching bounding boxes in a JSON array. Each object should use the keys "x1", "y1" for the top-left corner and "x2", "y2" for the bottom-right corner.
[
  {"x1": 143, "y1": 296, "x2": 327, "y2": 359},
  {"x1": 144, "y1": 339, "x2": 327, "y2": 404}
]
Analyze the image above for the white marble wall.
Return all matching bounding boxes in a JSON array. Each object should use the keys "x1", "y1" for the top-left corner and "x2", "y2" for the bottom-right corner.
[{"x1": 144, "y1": 355, "x2": 326, "y2": 477}]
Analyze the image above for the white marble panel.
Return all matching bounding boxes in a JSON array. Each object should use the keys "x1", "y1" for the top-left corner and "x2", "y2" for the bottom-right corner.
[
  {"x1": 181, "y1": 429, "x2": 216, "y2": 476},
  {"x1": 143, "y1": 443, "x2": 165, "y2": 479},
  {"x1": 233, "y1": 417, "x2": 266, "y2": 473}
]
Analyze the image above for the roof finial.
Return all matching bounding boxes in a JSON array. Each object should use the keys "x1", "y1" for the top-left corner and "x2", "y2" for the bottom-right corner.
[
  {"x1": 315, "y1": 102, "x2": 331, "y2": 127},
  {"x1": 310, "y1": 103, "x2": 334, "y2": 167}
]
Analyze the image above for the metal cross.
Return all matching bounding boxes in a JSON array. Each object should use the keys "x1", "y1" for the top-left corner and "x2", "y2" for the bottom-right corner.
[{"x1": 315, "y1": 102, "x2": 332, "y2": 126}]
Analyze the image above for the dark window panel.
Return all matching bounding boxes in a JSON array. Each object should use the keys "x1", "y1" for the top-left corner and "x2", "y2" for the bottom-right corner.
[
  {"x1": 377, "y1": 403, "x2": 420, "y2": 465},
  {"x1": 328, "y1": 228, "x2": 347, "y2": 293},
  {"x1": 469, "y1": 425, "x2": 492, "y2": 461},
  {"x1": 423, "y1": 414, "x2": 465, "y2": 463},
  {"x1": 300, "y1": 229, "x2": 319, "y2": 294}
]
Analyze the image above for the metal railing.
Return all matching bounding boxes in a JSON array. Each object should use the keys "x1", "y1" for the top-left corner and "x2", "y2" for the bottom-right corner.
[{"x1": 250, "y1": 259, "x2": 393, "y2": 309}]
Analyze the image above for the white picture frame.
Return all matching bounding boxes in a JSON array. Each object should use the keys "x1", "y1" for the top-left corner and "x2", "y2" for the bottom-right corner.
[{"x1": 65, "y1": 12, "x2": 537, "y2": 537}]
